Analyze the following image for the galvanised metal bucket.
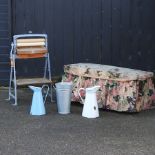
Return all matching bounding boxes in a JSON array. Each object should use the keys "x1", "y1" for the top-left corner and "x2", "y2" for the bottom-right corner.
[{"x1": 55, "y1": 82, "x2": 72, "y2": 114}]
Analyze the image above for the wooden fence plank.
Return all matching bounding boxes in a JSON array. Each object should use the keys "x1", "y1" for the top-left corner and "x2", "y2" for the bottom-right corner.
[{"x1": 101, "y1": 0, "x2": 112, "y2": 65}]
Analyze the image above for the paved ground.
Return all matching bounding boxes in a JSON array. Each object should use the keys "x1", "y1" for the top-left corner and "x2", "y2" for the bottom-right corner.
[{"x1": 0, "y1": 88, "x2": 155, "y2": 155}]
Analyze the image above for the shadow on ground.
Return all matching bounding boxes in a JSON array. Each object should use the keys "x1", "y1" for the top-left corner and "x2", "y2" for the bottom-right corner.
[{"x1": 0, "y1": 88, "x2": 155, "y2": 155}]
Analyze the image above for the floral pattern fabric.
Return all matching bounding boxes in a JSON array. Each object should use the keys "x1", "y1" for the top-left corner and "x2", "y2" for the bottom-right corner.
[{"x1": 63, "y1": 63, "x2": 155, "y2": 112}]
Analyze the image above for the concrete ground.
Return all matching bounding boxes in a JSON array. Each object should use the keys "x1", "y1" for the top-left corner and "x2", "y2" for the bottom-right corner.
[{"x1": 0, "y1": 88, "x2": 155, "y2": 155}]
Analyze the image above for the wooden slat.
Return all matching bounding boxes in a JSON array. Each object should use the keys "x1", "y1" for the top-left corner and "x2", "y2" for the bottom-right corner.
[
  {"x1": 17, "y1": 47, "x2": 47, "y2": 54},
  {"x1": 16, "y1": 78, "x2": 52, "y2": 86},
  {"x1": 16, "y1": 42, "x2": 45, "y2": 47},
  {"x1": 17, "y1": 38, "x2": 45, "y2": 43},
  {"x1": 16, "y1": 53, "x2": 46, "y2": 59}
]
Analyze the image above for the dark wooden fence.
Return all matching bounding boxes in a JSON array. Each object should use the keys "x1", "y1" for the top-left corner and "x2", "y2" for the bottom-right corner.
[
  {"x1": 0, "y1": 0, "x2": 155, "y2": 85},
  {"x1": 0, "y1": 0, "x2": 11, "y2": 85}
]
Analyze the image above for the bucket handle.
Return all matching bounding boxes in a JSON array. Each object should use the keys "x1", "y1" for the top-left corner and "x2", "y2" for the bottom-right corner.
[
  {"x1": 42, "y1": 84, "x2": 49, "y2": 104},
  {"x1": 78, "y1": 88, "x2": 85, "y2": 103}
]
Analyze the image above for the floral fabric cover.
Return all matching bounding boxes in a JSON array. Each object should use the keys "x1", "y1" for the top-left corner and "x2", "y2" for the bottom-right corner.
[{"x1": 63, "y1": 63, "x2": 155, "y2": 112}]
